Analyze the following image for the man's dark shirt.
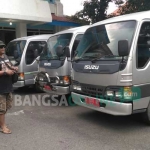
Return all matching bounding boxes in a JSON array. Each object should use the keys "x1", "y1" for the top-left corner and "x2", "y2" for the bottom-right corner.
[{"x1": 0, "y1": 55, "x2": 12, "y2": 94}]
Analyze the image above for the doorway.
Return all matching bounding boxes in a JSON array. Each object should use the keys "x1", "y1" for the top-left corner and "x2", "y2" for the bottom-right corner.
[{"x1": 0, "y1": 30, "x2": 16, "y2": 45}]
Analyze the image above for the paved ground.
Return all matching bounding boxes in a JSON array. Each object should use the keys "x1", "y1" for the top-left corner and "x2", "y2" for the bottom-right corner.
[{"x1": 0, "y1": 87, "x2": 150, "y2": 150}]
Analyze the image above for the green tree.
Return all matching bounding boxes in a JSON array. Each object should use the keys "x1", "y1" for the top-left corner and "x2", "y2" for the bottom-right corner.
[
  {"x1": 119, "y1": 0, "x2": 150, "y2": 15},
  {"x1": 72, "y1": 0, "x2": 124, "y2": 24},
  {"x1": 66, "y1": 15, "x2": 90, "y2": 26}
]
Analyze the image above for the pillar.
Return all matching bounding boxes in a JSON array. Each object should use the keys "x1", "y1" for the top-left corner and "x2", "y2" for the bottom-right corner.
[{"x1": 16, "y1": 23, "x2": 27, "y2": 38}]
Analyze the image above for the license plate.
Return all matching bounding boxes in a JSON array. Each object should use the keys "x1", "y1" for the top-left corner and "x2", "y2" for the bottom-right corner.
[
  {"x1": 85, "y1": 97, "x2": 100, "y2": 107},
  {"x1": 44, "y1": 85, "x2": 51, "y2": 90}
]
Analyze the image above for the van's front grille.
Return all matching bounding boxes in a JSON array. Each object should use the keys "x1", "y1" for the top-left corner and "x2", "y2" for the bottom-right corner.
[
  {"x1": 81, "y1": 84, "x2": 104, "y2": 97},
  {"x1": 50, "y1": 77, "x2": 56, "y2": 83},
  {"x1": 72, "y1": 81, "x2": 105, "y2": 97}
]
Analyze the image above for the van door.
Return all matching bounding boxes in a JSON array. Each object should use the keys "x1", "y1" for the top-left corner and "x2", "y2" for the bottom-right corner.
[
  {"x1": 133, "y1": 21, "x2": 150, "y2": 110},
  {"x1": 66, "y1": 34, "x2": 84, "y2": 75},
  {"x1": 71, "y1": 34, "x2": 83, "y2": 59},
  {"x1": 24, "y1": 41, "x2": 47, "y2": 85}
]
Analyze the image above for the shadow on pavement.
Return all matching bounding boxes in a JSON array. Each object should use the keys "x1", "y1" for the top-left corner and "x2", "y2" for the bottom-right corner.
[
  {"x1": 13, "y1": 87, "x2": 43, "y2": 95},
  {"x1": 77, "y1": 110, "x2": 148, "y2": 131}
]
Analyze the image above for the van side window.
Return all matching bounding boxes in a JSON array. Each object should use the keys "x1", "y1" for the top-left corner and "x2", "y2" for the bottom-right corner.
[
  {"x1": 137, "y1": 22, "x2": 150, "y2": 68},
  {"x1": 25, "y1": 41, "x2": 46, "y2": 65},
  {"x1": 71, "y1": 34, "x2": 83, "y2": 58}
]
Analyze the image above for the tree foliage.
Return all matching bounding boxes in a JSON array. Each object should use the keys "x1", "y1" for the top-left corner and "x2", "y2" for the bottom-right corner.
[
  {"x1": 69, "y1": 0, "x2": 150, "y2": 25},
  {"x1": 119, "y1": 0, "x2": 150, "y2": 15},
  {"x1": 66, "y1": 15, "x2": 90, "y2": 26},
  {"x1": 71, "y1": 0, "x2": 124, "y2": 24}
]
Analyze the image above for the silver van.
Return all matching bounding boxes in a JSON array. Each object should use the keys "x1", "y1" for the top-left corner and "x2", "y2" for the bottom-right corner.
[
  {"x1": 6, "y1": 34, "x2": 52, "y2": 89},
  {"x1": 70, "y1": 11, "x2": 150, "y2": 124},
  {"x1": 36, "y1": 26, "x2": 89, "y2": 96}
]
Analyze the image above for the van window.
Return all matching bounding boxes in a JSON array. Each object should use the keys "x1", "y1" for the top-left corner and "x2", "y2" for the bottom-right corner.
[
  {"x1": 43, "y1": 33, "x2": 72, "y2": 60},
  {"x1": 137, "y1": 22, "x2": 150, "y2": 68},
  {"x1": 72, "y1": 34, "x2": 83, "y2": 58},
  {"x1": 74, "y1": 21, "x2": 136, "y2": 60},
  {"x1": 6, "y1": 40, "x2": 26, "y2": 63},
  {"x1": 25, "y1": 41, "x2": 46, "y2": 65}
]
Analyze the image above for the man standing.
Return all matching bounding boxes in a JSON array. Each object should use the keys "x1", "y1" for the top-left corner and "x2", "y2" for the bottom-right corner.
[{"x1": 0, "y1": 40, "x2": 18, "y2": 134}]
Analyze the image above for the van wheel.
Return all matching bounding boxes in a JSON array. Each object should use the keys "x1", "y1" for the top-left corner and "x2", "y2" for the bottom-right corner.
[
  {"x1": 142, "y1": 102, "x2": 150, "y2": 125},
  {"x1": 34, "y1": 82, "x2": 44, "y2": 93}
]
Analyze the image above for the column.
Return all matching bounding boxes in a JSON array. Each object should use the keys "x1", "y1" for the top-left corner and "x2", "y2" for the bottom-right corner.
[{"x1": 16, "y1": 23, "x2": 27, "y2": 38}]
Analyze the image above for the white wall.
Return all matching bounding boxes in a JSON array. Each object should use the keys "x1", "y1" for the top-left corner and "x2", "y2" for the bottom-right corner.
[
  {"x1": 55, "y1": 1, "x2": 63, "y2": 16},
  {"x1": 50, "y1": 3, "x2": 56, "y2": 14},
  {"x1": 16, "y1": 23, "x2": 27, "y2": 38},
  {"x1": 0, "y1": 0, "x2": 52, "y2": 23},
  {"x1": 50, "y1": 0, "x2": 63, "y2": 16}
]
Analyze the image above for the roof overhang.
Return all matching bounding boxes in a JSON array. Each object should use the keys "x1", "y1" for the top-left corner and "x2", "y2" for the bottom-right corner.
[
  {"x1": 0, "y1": 0, "x2": 52, "y2": 25},
  {"x1": 50, "y1": 14, "x2": 80, "y2": 27},
  {"x1": 49, "y1": 20, "x2": 80, "y2": 27}
]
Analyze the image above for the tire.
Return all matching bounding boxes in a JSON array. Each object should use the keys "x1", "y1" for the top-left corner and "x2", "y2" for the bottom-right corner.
[
  {"x1": 34, "y1": 82, "x2": 44, "y2": 93},
  {"x1": 142, "y1": 102, "x2": 150, "y2": 125}
]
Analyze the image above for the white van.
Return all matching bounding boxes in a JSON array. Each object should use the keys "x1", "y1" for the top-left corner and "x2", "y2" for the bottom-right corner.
[
  {"x1": 36, "y1": 26, "x2": 89, "y2": 96},
  {"x1": 70, "y1": 11, "x2": 150, "y2": 124},
  {"x1": 6, "y1": 34, "x2": 52, "y2": 89}
]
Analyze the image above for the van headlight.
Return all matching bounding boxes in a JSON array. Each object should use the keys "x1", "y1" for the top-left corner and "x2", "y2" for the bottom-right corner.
[
  {"x1": 72, "y1": 85, "x2": 77, "y2": 90},
  {"x1": 72, "y1": 81, "x2": 81, "y2": 91},
  {"x1": 36, "y1": 72, "x2": 49, "y2": 82},
  {"x1": 105, "y1": 87, "x2": 133, "y2": 101},
  {"x1": 55, "y1": 79, "x2": 59, "y2": 84},
  {"x1": 18, "y1": 72, "x2": 24, "y2": 81},
  {"x1": 63, "y1": 76, "x2": 70, "y2": 85},
  {"x1": 106, "y1": 91, "x2": 114, "y2": 97},
  {"x1": 53, "y1": 76, "x2": 70, "y2": 85},
  {"x1": 115, "y1": 91, "x2": 122, "y2": 98},
  {"x1": 72, "y1": 85, "x2": 81, "y2": 91}
]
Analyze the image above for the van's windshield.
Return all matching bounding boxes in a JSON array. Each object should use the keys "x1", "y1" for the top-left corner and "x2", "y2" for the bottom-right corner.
[
  {"x1": 6, "y1": 40, "x2": 26, "y2": 64},
  {"x1": 74, "y1": 21, "x2": 136, "y2": 61},
  {"x1": 40, "y1": 33, "x2": 73, "y2": 60}
]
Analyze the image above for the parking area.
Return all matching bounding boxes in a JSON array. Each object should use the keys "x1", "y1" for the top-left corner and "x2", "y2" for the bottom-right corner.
[{"x1": 1, "y1": 88, "x2": 150, "y2": 150}]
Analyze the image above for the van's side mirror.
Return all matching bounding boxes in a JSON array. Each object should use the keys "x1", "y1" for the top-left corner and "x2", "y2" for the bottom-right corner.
[
  {"x1": 34, "y1": 49, "x2": 39, "y2": 58},
  {"x1": 65, "y1": 46, "x2": 70, "y2": 58},
  {"x1": 43, "y1": 43, "x2": 48, "y2": 55},
  {"x1": 56, "y1": 45, "x2": 64, "y2": 57},
  {"x1": 14, "y1": 50, "x2": 19, "y2": 59},
  {"x1": 118, "y1": 40, "x2": 129, "y2": 57},
  {"x1": 36, "y1": 56, "x2": 40, "y2": 63}
]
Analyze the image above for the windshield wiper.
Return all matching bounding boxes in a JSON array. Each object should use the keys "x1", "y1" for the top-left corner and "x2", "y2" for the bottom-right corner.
[
  {"x1": 40, "y1": 56, "x2": 65, "y2": 61},
  {"x1": 40, "y1": 56, "x2": 58, "y2": 61},
  {"x1": 74, "y1": 56, "x2": 98, "y2": 62},
  {"x1": 91, "y1": 55, "x2": 119, "y2": 63}
]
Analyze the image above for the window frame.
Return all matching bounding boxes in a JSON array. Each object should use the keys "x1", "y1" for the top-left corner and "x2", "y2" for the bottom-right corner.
[
  {"x1": 71, "y1": 34, "x2": 83, "y2": 59},
  {"x1": 25, "y1": 41, "x2": 47, "y2": 65},
  {"x1": 136, "y1": 21, "x2": 150, "y2": 69}
]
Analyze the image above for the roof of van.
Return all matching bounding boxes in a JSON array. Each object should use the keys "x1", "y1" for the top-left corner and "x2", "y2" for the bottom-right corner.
[
  {"x1": 11, "y1": 34, "x2": 52, "y2": 42},
  {"x1": 92, "y1": 10, "x2": 150, "y2": 27},
  {"x1": 53, "y1": 25, "x2": 90, "y2": 35}
]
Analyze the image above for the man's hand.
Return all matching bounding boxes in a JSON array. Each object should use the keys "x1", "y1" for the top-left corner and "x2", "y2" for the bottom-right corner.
[
  {"x1": 11, "y1": 66, "x2": 18, "y2": 72},
  {"x1": 5, "y1": 70, "x2": 14, "y2": 75}
]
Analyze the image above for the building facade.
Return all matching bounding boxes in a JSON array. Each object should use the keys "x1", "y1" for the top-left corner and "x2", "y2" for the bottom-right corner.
[{"x1": 0, "y1": 0, "x2": 80, "y2": 44}]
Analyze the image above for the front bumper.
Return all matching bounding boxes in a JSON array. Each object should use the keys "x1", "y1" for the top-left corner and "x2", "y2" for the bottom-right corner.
[
  {"x1": 13, "y1": 81, "x2": 25, "y2": 88},
  {"x1": 72, "y1": 92, "x2": 132, "y2": 116},
  {"x1": 38, "y1": 80, "x2": 70, "y2": 95},
  {"x1": 43, "y1": 85, "x2": 70, "y2": 95}
]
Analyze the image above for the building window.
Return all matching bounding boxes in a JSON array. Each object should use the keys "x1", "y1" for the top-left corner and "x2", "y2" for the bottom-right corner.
[{"x1": 49, "y1": 0, "x2": 55, "y2": 3}]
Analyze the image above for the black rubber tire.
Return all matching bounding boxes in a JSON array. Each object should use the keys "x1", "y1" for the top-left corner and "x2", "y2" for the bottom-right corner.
[
  {"x1": 142, "y1": 103, "x2": 150, "y2": 125},
  {"x1": 34, "y1": 82, "x2": 44, "y2": 93}
]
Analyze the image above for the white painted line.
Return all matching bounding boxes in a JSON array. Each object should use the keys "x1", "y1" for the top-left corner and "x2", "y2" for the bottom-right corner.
[{"x1": 6, "y1": 110, "x2": 24, "y2": 116}]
